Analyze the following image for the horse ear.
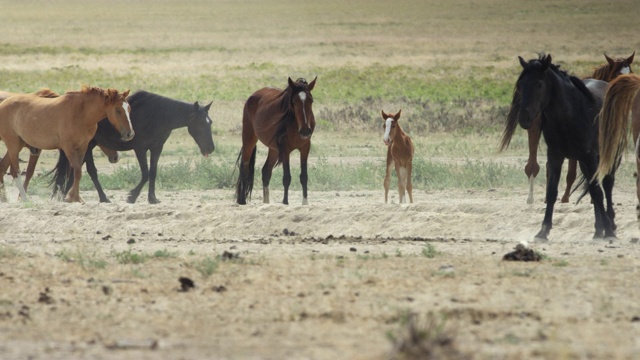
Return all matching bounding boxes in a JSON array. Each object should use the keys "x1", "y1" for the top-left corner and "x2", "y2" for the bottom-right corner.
[
  {"x1": 193, "y1": 101, "x2": 200, "y2": 110},
  {"x1": 604, "y1": 53, "x2": 615, "y2": 66},
  {"x1": 518, "y1": 56, "x2": 527, "y2": 68},
  {"x1": 395, "y1": 110, "x2": 401, "y2": 121},
  {"x1": 205, "y1": 101, "x2": 213, "y2": 111},
  {"x1": 122, "y1": 89, "x2": 130, "y2": 99},
  {"x1": 288, "y1": 77, "x2": 295, "y2": 88},
  {"x1": 381, "y1": 110, "x2": 388, "y2": 119},
  {"x1": 542, "y1": 54, "x2": 552, "y2": 68},
  {"x1": 308, "y1": 76, "x2": 317, "y2": 91},
  {"x1": 628, "y1": 51, "x2": 635, "y2": 64}
]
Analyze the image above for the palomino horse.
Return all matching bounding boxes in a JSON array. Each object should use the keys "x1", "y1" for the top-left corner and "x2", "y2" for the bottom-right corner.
[
  {"x1": 236, "y1": 77, "x2": 317, "y2": 205},
  {"x1": 503, "y1": 52, "x2": 634, "y2": 204},
  {"x1": 502, "y1": 54, "x2": 613, "y2": 241},
  {"x1": 0, "y1": 86, "x2": 133, "y2": 202},
  {"x1": 595, "y1": 73, "x2": 640, "y2": 217},
  {"x1": 50, "y1": 90, "x2": 215, "y2": 203},
  {"x1": 0, "y1": 89, "x2": 120, "y2": 195},
  {"x1": 382, "y1": 110, "x2": 414, "y2": 204}
]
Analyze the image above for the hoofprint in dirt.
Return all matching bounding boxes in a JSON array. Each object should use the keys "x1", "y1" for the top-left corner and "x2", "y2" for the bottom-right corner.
[{"x1": 0, "y1": 188, "x2": 639, "y2": 359}]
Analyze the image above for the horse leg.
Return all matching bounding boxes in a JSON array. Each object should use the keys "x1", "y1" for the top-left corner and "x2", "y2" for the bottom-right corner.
[
  {"x1": 0, "y1": 153, "x2": 10, "y2": 202},
  {"x1": 146, "y1": 145, "x2": 165, "y2": 204},
  {"x1": 535, "y1": 153, "x2": 563, "y2": 242},
  {"x1": 384, "y1": 150, "x2": 393, "y2": 203},
  {"x1": 22, "y1": 147, "x2": 41, "y2": 195},
  {"x1": 281, "y1": 153, "x2": 292, "y2": 205},
  {"x1": 525, "y1": 125, "x2": 541, "y2": 204},
  {"x1": 407, "y1": 161, "x2": 413, "y2": 203},
  {"x1": 63, "y1": 149, "x2": 86, "y2": 203},
  {"x1": 601, "y1": 173, "x2": 617, "y2": 236},
  {"x1": 395, "y1": 162, "x2": 406, "y2": 204},
  {"x1": 560, "y1": 159, "x2": 577, "y2": 203},
  {"x1": 261, "y1": 149, "x2": 278, "y2": 204},
  {"x1": 127, "y1": 148, "x2": 149, "y2": 204},
  {"x1": 299, "y1": 142, "x2": 310, "y2": 205},
  {"x1": 84, "y1": 145, "x2": 110, "y2": 203},
  {"x1": 5, "y1": 150, "x2": 27, "y2": 201}
]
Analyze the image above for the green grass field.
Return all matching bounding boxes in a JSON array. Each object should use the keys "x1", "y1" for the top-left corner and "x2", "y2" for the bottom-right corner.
[{"x1": 0, "y1": 0, "x2": 638, "y2": 193}]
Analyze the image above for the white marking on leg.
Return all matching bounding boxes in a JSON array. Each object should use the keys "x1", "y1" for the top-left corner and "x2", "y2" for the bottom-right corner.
[
  {"x1": 15, "y1": 174, "x2": 28, "y2": 202},
  {"x1": 263, "y1": 186, "x2": 270, "y2": 204},
  {"x1": 527, "y1": 175, "x2": 535, "y2": 204},
  {"x1": 383, "y1": 118, "x2": 393, "y2": 144}
]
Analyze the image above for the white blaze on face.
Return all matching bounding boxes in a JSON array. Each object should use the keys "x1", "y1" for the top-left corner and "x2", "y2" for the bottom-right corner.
[
  {"x1": 620, "y1": 66, "x2": 631, "y2": 75},
  {"x1": 298, "y1": 91, "x2": 308, "y2": 125},
  {"x1": 122, "y1": 102, "x2": 133, "y2": 131},
  {"x1": 383, "y1": 118, "x2": 394, "y2": 145},
  {"x1": 206, "y1": 115, "x2": 212, "y2": 125}
]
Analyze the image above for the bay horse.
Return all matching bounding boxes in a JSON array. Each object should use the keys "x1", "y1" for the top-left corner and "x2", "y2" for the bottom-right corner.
[
  {"x1": 0, "y1": 86, "x2": 133, "y2": 202},
  {"x1": 236, "y1": 77, "x2": 317, "y2": 205},
  {"x1": 595, "y1": 73, "x2": 640, "y2": 216},
  {"x1": 503, "y1": 52, "x2": 634, "y2": 205},
  {"x1": 50, "y1": 90, "x2": 215, "y2": 203},
  {"x1": 382, "y1": 110, "x2": 414, "y2": 203},
  {"x1": 501, "y1": 53, "x2": 614, "y2": 241}
]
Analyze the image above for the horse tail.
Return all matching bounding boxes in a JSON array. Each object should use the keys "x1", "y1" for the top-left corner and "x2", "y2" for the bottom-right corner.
[
  {"x1": 499, "y1": 87, "x2": 521, "y2": 152},
  {"x1": 48, "y1": 149, "x2": 73, "y2": 199},
  {"x1": 235, "y1": 146, "x2": 256, "y2": 204},
  {"x1": 595, "y1": 74, "x2": 640, "y2": 183}
]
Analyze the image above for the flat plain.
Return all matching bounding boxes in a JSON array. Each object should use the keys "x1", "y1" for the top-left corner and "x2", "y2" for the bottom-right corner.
[{"x1": 0, "y1": 1, "x2": 639, "y2": 359}]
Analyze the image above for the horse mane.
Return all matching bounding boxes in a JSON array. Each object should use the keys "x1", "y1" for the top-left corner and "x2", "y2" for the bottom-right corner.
[
  {"x1": 69, "y1": 85, "x2": 127, "y2": 104},
  {"x1": 590, "y1": 63, "x2": 615, "y2": 81},
  {"x1": 34, "y1": 88, "x2": 59, "y2": 98}
]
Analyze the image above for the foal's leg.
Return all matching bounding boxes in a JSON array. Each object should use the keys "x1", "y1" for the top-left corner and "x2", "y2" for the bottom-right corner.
[
  {"x1": 535, "y1": 153, "x2": 563, "y2": 241},
  {"x1": 63, "y1": 149, "x2": 86, "y2": 203},
  {"x1": 299, "y1": 142, "x2": 311, "y2": 205},
  {"x1": 261, "y1": 149, "x2": 279, "y2": 204},
  {"x1": 147, "y1": 144, "x2": 165, "y2": 204},
  {"x1": 0, "y1": 154, "x2": 10, "y2": 202},
  {"x1": 525, "y1": 125, "x2": 542, "y2": 204},
  {"x1": 384, "y1": 149, "x2": 393, "y2": 203},
  {"x1": 560, "y1": 159, "x2": 577, "y2": 203},
  {"x1": 407, "y1": 161, "x2": 413, "y2": 203},
  {"x1": 395, "y1": 162, "x2": 406, "y2": 204}
]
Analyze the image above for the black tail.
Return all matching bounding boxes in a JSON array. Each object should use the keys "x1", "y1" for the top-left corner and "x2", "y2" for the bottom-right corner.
[
  {"x1": 235, "y1": 147, "x2": 256, "y2": 204},
  {"x1": 48, "y1": 149, "x2": 73, "y2": 200}
]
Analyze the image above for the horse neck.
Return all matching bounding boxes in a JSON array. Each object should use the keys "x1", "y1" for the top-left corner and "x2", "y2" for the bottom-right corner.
[
  {"x1": 159, "y1": 100, "x2": 194, "y2": 130},
  {"x1": 391, "y1": 123, "x2": 408, "y2": 145}
]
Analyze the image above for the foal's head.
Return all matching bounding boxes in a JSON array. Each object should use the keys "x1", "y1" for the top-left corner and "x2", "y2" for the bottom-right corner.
[
  {"x1": 288, "y1": 76, "x2": 317, "y2": 139},
  {"x1": 187, "y1": 101, "x2": 215, "y2": 157},
  {"x1": 103, "y1": 88, "x2": 134, "y2": 141},
  {"x1": 381, "y1": 110, "x2": 402, "y2": 146},
  {"x1": 602, "y1": 51, "x2": 635, "y2": 80}
]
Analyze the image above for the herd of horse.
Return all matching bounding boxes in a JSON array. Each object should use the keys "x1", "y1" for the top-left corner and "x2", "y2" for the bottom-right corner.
[{"x1": 1, "y1": 54, "x2": 640, "y2": 242}]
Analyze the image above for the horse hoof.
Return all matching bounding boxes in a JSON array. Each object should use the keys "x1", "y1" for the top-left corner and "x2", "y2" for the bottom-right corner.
[
  {"x1": 534, "y1": 236, "x2": 549, "y2": 243},
  {"x1": 149, "y1": 198, "x2": 160, "y2": 205},
  {"x1": 526, "y1": 198, "x2": 533, "y2": 205},
  {"x1": 603, "y1": 236, "x2": 618, "y2": 242},
  {"x1": 302, "y1": 198, "x2": 308, "y2": 206},
  {"x1": 126, "y1": 197, "x2": 137, "y2": 204}
]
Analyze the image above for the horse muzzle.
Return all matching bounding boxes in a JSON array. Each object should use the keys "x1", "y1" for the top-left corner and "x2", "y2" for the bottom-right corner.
[
  {"x1": 299, "y1": 128, "x2": 313, "y2": 139},
  {"x1": 121, "y1": 130, "x2": 135, "y2": 141},
  {"x1": 109, "y1": 153, "x2": 120, "y2": 164},
  {"x1": 518, "y1": 113, "x2": 532, "y2": 130}
]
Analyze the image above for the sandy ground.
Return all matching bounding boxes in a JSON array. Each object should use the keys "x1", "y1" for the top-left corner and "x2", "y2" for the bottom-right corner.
[{"x1": 0, "y1": 180, "x2": 639, "y2": 360}]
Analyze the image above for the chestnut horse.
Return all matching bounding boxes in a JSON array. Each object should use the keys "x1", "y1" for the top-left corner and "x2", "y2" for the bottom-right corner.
[
  {"x1": 0, "y1": 86, "x2": 133, "y2": 202},
  {"x1": 382, "y1": 110, "x2": 414, "y2": 204},
  {"x1": 0, "y1": 90, "x2": 120, "y2": 195},
  {"x1": 236, "y1": 77, "x2": 316, "y2": 205},
  {"x1": 595, "y1": 73, "x2": 640, "y2": 217},
  {"x1": 504, "y1": 52, "x2": 634, "y2": 204}
]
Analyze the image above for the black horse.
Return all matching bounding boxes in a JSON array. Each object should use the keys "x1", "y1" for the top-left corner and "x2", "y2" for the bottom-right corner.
[
  {"x1": 51, "y1": 90, "x2": 215, "y2": 203},
  {"x1": 501, "y1": 53, "x2": 615, "y2": 241}
]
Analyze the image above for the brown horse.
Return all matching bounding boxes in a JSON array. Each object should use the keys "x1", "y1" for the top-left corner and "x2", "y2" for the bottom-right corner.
[
  {"x1": 507, "y1": 52, "x2": 634, "y2": 204},
  {"x1": 0, "y1": 86, "x2": 133, "y2": 202},
  {"x1": 595, "y1": 73, "x2": 640, "y2": 217},
  {"x1": 236, "y1": 77, "x2": 317, "y2": 205},
  {"x1": 382, "y1": 110, "x2": 414, "y2": 204},
  {"x1": 0, "y1": 89, "x2": 120, "y2": 195}
]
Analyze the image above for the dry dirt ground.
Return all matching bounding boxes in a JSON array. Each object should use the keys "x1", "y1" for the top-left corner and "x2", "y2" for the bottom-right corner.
[{"x1": 0, "y1": 180, "x2": 639, "y2": 359}]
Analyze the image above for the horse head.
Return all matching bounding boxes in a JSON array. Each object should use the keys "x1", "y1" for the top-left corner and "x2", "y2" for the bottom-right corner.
[
  {"x1": 381, "y1": 110, "x2": 402, "y2": 146},
  {"x1": 187, "y1": 101, "x2": 215, "y2": 157},
  {"x1": 288, "y1": 76, "x2": 317, "y2": 139},
  {"x1": 104, "y1": 89, "x2": 134, "y2": 141},
  {"x1": 516, "y1": 54, "x2": 553, "y2": 130},
  {"x1": 604, "y1": 51, "x2": 635, "y2": 78}
]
